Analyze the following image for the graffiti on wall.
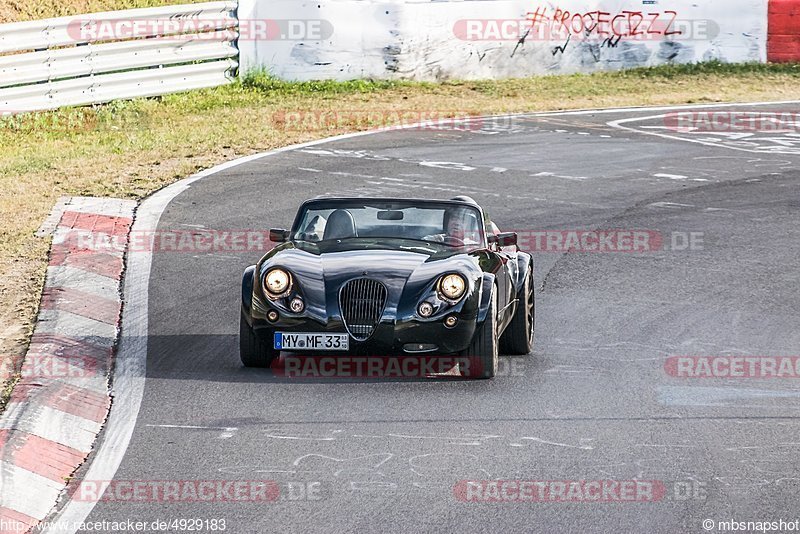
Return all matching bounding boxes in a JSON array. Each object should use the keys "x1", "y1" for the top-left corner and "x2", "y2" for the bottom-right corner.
[
  {"x1": 527, "y1": 6, "x2": 682, "y2": 40},
  {"x1": 524, "y1": 6, "x2": 709, "y2": 59},
  {"x1": 452, "y1": 5, "x2": 722, "y2": 65},
  {"x1": 240, "y1": 0, "x2": 766, "y2": 81}
]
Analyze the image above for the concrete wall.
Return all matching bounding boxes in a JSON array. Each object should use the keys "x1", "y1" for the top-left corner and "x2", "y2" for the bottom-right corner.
[{"x1": 238, "y1": 0, "x2": 769, "y2": 81}]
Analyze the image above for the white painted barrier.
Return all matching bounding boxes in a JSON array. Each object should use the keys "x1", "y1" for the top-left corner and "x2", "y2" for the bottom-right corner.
[
  {"x1": 0, "y1": 2, "x2": 239, "y2": 113},
  {"x1": 238, "y1": 0, "x2": 768, "y2": 81}
]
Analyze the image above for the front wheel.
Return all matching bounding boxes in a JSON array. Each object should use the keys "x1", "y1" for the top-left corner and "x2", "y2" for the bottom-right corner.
[
  {"x1": 461, "y1": 288, "x2": 498, "y2": 379},
  {"x1": 500, "y1": 267, "x2": 534, "y2": 355},
  {"x1": 240, "y1": 311, "x2": 278, "y2": 367}
]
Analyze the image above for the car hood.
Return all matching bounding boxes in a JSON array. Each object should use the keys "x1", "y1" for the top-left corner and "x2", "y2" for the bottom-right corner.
[{"x1": 259, "y1": 243, "x2": 483, "y2": 320}]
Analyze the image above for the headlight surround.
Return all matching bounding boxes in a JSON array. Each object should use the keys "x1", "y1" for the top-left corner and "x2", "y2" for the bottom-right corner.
[
  {"x1": 264, "y1": 268, "x2": 291, "y2": 297},
  {"x1": 438, "y1": 273, "x2": 467, "y2": 302}
]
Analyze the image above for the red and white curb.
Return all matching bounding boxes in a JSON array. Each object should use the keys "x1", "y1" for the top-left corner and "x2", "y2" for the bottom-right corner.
[{"x1": 0, "y1": 197, "x2": 135, "y2": 534}]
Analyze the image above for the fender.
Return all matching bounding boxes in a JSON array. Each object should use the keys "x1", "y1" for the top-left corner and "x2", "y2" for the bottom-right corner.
[
  {"x1": 513, "y1": 252, "x2": 533, "y2": 295},
  {"x1": 242, "y1": 265, "x2": 256, "y2": 314},
  {"x1": 476, "y1": 273, "x2": 496, "y2": 324}
]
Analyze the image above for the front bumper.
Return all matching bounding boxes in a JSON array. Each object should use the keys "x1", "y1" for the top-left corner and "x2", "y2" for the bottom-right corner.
[{"x1": 248, "y1": 312, "x2": 477, "y2": 355}]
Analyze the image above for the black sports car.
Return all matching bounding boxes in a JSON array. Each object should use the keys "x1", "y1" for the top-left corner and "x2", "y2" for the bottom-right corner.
[{"x1": 240, "y1": 196, "x2": 534, "y2": 378}]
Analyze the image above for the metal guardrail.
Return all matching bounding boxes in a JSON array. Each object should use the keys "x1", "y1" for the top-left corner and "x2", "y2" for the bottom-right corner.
[{"x1": 0, "y1": 2, "x2": 239, "y2": 113}]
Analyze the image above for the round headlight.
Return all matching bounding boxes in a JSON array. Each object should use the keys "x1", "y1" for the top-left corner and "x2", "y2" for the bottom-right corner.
[
  {"x1": 264, "y1": 268, "x2": 291, "y2": 295},
  {"x1": 439, "y1": 274, "x2": 466, "y2": 301}
]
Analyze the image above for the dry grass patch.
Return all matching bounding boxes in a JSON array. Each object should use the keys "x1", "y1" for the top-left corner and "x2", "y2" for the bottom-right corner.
[{"x1": 0, "y1": 0, "x2": 207, "y2": 23}]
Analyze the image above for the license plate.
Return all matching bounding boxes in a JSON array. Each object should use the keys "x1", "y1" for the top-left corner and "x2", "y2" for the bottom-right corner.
[{"x1": 274, "y1": 332, "x2": 349, "y2": 351}]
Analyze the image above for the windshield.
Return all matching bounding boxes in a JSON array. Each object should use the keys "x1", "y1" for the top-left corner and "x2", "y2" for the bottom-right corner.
[{"x1": 292, "y1": 200, "x2": 485, "y2": 247}]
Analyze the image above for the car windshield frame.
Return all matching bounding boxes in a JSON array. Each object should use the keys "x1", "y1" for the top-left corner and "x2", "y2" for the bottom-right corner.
[{"x1": 290, "y1": 198, "x2": 487, "y2": 248}]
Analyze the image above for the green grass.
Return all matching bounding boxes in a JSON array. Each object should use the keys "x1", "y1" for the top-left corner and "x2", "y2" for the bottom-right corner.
[
  {"x1": 241, "y1": 72, "x2": 419, "y2": 95},
  {"x1": 620, "y1": 60, "x2": 800, "y2": 78}
]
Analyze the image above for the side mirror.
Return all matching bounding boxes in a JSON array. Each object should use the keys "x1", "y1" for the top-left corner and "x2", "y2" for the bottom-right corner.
[
  {"x1": 269, "y1": 228, "x2": 290, "y2": 242},
  {"x1": 495, "y1": 232, "x2": 517, "y2": 247}
]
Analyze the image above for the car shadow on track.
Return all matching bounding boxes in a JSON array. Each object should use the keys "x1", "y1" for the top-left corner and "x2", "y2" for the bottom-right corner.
[{"x1": 142, "y1": 334, "x2": 536, "y2": 384}]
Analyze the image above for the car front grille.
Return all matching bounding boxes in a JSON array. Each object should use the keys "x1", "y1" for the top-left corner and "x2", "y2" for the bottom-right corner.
[{"x1": 339, "y1": 278, "x2": 387, "y2": 341}]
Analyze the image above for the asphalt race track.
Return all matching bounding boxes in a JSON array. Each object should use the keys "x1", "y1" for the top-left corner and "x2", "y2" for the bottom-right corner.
[{"x1": 69, "y1": 104, "x2": 800, "y2": 533}]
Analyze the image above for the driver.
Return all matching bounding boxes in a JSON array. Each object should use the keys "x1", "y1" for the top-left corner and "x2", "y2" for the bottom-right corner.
[{"x1": 424, "y1": 206, "x2": 481, "y2": 245}]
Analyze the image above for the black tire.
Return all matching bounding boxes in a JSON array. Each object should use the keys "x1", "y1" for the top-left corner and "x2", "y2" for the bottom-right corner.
[
  {"x1": 240, "y1": 310, "x2": 278, "y2": 367},
  {"x1": 500, "y1": 267, "x2": 534, "y2": 355},
  {"x1": 461, "y1": 288, "x2": 499, "y2": 379}
]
